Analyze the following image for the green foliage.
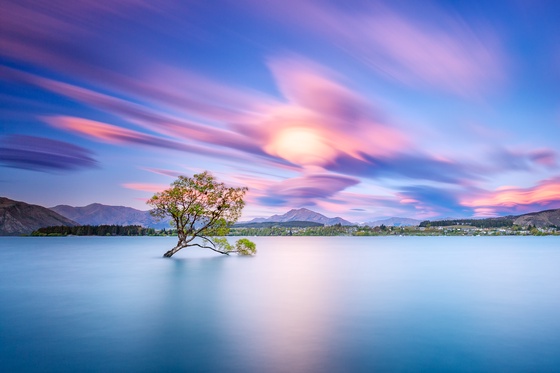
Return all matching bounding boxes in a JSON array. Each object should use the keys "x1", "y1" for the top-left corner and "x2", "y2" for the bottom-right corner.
[
  {"x1": 147, "y1": 171, "x2": 255, "y2": 257},
  {"x1": 32, "y1": 225, "x2": 156, "y2": 236},
  {"x1": 235, "y1": 238, "x2": 257, "y2": 255},
  {"x1": 420, "y1": 217, "x2": 514, "y2": 228},
  {"x1": 230, "y1": 224, "x2": 352, "y2": 236},
  {"x1": 228, "y1": 223, "x2": 558, "y2": 237}
]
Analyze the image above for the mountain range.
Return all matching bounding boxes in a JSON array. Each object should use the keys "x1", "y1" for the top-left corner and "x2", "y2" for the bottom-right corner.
[
  {"x1": 364, "y1": 217, "x2": 421, "y2": 227},
  {"x1": 50, "y1": 203, "x2": 171, "y2": 229},
  {"x1": 247, "y1": 208, "x2": 353, "y2": 226},
  {"x1": 1, "y1": 196, "x2": 559, "y2": 235},
  {"x1": 0, "y1": 197, "x2": 77, "y2": 235}
]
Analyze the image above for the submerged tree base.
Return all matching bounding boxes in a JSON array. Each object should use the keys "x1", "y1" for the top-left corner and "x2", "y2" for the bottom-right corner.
[
  {"x1": 163, "y1": 246, "x2": 183, "y2": 257},
  {"x1": 162, "y1": 238, "x2": 256, "y2": 258}
]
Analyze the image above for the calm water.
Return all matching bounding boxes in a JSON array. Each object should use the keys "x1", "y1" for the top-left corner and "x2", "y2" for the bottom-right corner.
[{"x1": 1, "y1": 236, "x2": 560, "y2": 372}]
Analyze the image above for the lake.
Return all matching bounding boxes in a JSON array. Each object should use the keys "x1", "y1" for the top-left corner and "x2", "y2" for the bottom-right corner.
[{"x1": 1, "y1": 236, "x2": 560, "y2": 372}]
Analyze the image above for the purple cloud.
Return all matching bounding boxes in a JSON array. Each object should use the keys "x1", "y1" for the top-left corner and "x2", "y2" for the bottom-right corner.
[
  {"x1": 397, "y1": 185, "x2": 475, "y2": 218},
  {"x1": 0, "y1": 134, "x2": 97, "y2": 172},
  {"x1": 257, "y1": 174, "x2": 360, "y2": 207},
  {"x1": 325, "y1": 152, "x2": 479, "y2": 184},
  {"x1": 239, "y1": 0, "x2": 506, "y2": 96}
]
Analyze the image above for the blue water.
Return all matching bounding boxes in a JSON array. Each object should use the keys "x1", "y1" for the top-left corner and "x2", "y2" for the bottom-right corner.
[{"x1": 1, "y1": 236, "x2": 560, "y2": 372}]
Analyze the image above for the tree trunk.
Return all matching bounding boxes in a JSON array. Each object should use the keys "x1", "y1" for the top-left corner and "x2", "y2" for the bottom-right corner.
[{"x1": 163, "y1": 243, "x2": 184, "y2": 258}]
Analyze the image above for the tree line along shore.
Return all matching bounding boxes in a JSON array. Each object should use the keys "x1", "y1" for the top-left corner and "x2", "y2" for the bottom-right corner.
[{"x1": 31, "y1": 223, "x2": 559, "y2": 237}]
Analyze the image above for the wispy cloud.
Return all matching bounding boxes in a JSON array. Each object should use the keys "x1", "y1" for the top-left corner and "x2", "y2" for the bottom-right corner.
[
  {"x1": 121, "y1": 183, "x2": 168, "y2": 193},
  {"x1": 398, "y1": 185, "x2": 473, "y2": 218},
  {"x1": 0, "y1": 134, "x2": 97, "y2": 172},
  {"x1": 461, "y1": 177, "x2": 560, "y2": 216},
  {"x1": 240, "y1": 0, "x2": 506, "y2": 96},
  {"x1": 257, "y1": 173, "x2": 360, "y2": 207},
  {"x1": 41, "y1": 115, "x2": 273, "y2": 165}
]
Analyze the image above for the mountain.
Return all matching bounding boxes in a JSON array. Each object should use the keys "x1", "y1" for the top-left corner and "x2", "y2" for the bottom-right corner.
[
  {"x1": 247, "y1": 208, "x2": 353, "y2": 226},
  {"x1": 0, "y1": 197, "x2": 78, "y2": 235},
  {"x1": 514, "y1": 209, "x2": 560, "y2": 228},
  {"x1": 50, "y1": 203, "x2": 171, "y2": 229},
  {"x1": 234, "y1": 221, "x2": 324, "y2": 228},
  {"x1": 421, "y1": 208, "x2": 560, "y2": 228},
  {"x1": 364, "y1": 217, "x2": 421, "y2": 227}
]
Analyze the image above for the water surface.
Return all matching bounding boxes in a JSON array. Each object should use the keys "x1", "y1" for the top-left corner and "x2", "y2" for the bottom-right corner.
[{"x1": 1, "y1": 236, "x2": 559, "y2": 372}]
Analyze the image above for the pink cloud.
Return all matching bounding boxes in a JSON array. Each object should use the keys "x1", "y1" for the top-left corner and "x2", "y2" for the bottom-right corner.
[
  {"x1": 41, "y1": 115, "x2": 263, "y2": 163},
  {"x1": 530, "y1": 149, "x2": 557, "y2": 167},
  {"x1": 240, "y1": 0, "x2": 506, "y2": 96},
  {"x1": 121, "y1": 183, "x2": 168, "y2": 193},
  {"x1": 263, "y1": 173, "x2": 360, "y2": 204},
  {"x1": 462, "y1": 177, "x2": 560, "y2": 214},
  {"x1": 1, "y1": 66, "x2": 290, "y2": 169},
  {"x1": 237, "y1": 56, "x2": 411, "y2": 168},
  {"x1": 348, "y1": 9, "x2": 505, "y2": 96},
  {"x1": 140, "y1": 167, "x2": 184, "y2": 178}
]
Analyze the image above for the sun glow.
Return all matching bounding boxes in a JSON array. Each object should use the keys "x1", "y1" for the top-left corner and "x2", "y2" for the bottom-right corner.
[{"x1": 265, "y1": 127, "x2": 336, "y2": 165}]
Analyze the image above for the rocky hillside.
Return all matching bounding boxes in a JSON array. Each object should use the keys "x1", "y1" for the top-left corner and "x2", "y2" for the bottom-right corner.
[
  {"x1": 248, "y1": 208, "x2": 353, "y2": 226},
  {"x1": 50, "y1": 203, "x2": 171, "y2": 229},
  {"x1": 0, "y1": 197, "x2": 77, "y2": 235},
  {"x1": 514, "y1": 209, "x2": 560, "y2": 227}
]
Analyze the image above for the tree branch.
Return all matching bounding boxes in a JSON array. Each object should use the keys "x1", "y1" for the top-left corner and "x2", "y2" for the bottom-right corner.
[{"x1": 189, "y1": 242, "x2": 231, "y2": 255}]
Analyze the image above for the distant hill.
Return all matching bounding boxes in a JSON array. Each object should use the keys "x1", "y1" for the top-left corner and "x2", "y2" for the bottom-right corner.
[
  {"x1": 514, "y1": 209, "x2": 560, "y2": 228},
  {"x1": 0, "y1": 197, "x2": 77, "y2": 235},
  {"x1": 50, "y1": 203, "x2": 171, "y2": 229},
  {"x1": 234, "y1": 221, "x2": 324, "y2": 228},
  {"x1": 421, "y1": 208, "x2": 560, "y2": 228},
  {"x1": 247, "y1": 208, "x2": 353, "y2": 226},
  {"x1": 365, "y1": 217, "x2": 421, "y2": 227}
]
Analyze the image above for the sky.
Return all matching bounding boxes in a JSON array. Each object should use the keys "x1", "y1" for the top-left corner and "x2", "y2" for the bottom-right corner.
[{"x1": 1, "y1": 0, "x2": 560, "y2": 222}]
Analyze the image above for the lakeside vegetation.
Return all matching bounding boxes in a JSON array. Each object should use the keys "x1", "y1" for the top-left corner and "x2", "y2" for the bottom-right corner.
[
  {"x1": 229, "y1": 224, "x2": 559, "y2": 236},
  {"x1": 31, "y1": 225, "x2": 174, "y2": 236},
  {"x1": 31, "y1": 221, "x2": 560, "y2": 237}
]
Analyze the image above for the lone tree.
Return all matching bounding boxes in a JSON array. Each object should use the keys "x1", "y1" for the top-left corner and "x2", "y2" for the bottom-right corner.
[{"x1": 148, "y1": 171, "x2": 256, "y2": 258}]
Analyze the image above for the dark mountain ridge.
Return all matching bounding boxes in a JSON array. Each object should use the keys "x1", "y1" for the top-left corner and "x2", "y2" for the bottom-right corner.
[
  {"x1": 513, "y1": 209, "x2": 560, "y2": 228},
  {"x1": 50, "y1": 203, "x2": 171, "y2": 229},
  {"x1": 0, "y1": 197, "x2": 77, "y2": 235},
  {"x1": 421, "y1": 208, "x2": 560, "y2": 228}
]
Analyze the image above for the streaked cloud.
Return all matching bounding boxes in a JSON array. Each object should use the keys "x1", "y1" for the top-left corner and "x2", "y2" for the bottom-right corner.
[
  {"x1": 41, "y1": 115, "x2": 271, "y2": 164},
  {"x1": 462, "y1": 177, "x2": 560, "y2": 216},
  {"x1": 257, "y1": 174, "x2": 360, "y2": 207},
  {"x1": 121, "y1": 183, "x2": 168, "y2": 193},
  {"x1": 240, "y1": 0, "x2": 506, "y2": 96},
  {"x1": 0, "y1": 134, "x2": 97, "y2": 172}
]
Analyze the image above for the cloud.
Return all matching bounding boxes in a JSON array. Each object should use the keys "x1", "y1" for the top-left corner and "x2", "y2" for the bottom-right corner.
[
  {"x1": 235, "y1": 56, "x2": 410, "y2": 168},
  {"x1": 397, "y1": 185, "x2": 474, "y2": 218},
  {"x1": 325, "y1": 152, "x2": 478, "y2": 184},
  {"x1": 121, "y1": 183, "x2": 168, "y2": 193},
  {"x1": 1, "y1": 66, "x2": 292, "y2": 170},
  {"x1": 42, "y1": 115, "x2": 272, "y2": 164},
  {"x1": 257, "y1": 173, "x2": 360, "y2": 207},
  {"x1": 530, "y1": 149, "x2": 557, "y2": 167},
  {"x1": 488, "y1": 147, "x2": 558, "y2": 172},
  {"x1": 240, "y1": 0, "x2": 506, "y2": 96},
  {"x1": 461, "y1": 177, "x2": 560, "y2": 215},
  {"x1": 140, "y1": 167, "x2": 184, "y2": 178},
  {"x1": 0, "y1": 134, "x2": 97, "y2": 172},
  {"x1": 0, "y1": 1, "x2": 196, "y2": 83}
]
